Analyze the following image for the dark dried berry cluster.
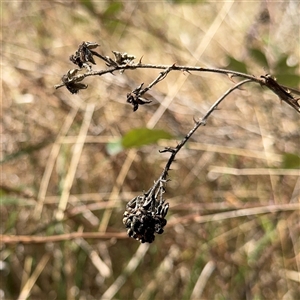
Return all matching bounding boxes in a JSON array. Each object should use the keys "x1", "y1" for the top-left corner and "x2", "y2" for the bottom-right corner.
[
  {"x1": 123, "y1": 194, "x2": 169, "y2": 243},
  {"x1": 70, "y1": 41, "x2": 99, "y2": 68}
]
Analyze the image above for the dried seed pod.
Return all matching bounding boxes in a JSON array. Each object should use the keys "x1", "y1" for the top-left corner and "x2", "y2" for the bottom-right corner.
[
  {"x1": 70, "y1": 41, "x2": 99, "y2": 68},
  {"x1": 112, "y1": 51, "x2": 135, "y2": 65},
  {"x1": 61, "y1": 74, "x2": 88, "y2": 94}
]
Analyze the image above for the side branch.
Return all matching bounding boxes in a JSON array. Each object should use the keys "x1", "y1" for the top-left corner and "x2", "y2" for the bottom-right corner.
[
  {"x1": 54, "y1": 42, "x2": 300, "y2": 113},
  {"x1": 157, "y1": 79, "x2": 253, "y2": 186},
  {"x1": 55, "y1": 66, "x2": 300, "y2": 114}
]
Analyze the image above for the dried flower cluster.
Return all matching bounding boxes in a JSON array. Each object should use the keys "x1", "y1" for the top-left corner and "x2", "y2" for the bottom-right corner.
[
  {"x1": 111, "y1": 51, "x2": 135, "y2": 65},
  {"x1": 61, "y1": 69, "x2": 87, "y2": 94},
  {"x1": 59, "y1": 41, "x2": 102, "y2": 94},
  {"x1": 69, "y1": 41, "x2": 99, "y2": 69},
  {"x1": 56, "y1": 41, "x2": 155, "y2": 111},
  {"x1": 123, "y1": 191, "x2": 169, "y2": 243}
]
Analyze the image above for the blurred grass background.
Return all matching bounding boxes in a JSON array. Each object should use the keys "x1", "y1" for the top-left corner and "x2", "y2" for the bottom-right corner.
[{"x1": 1, "y1": 1, "x2": 300, "y2": 299}]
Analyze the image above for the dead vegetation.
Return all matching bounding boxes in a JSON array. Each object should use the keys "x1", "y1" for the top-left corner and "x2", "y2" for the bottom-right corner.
[{"x1": 1, "y1": 1, "x2": 300, "y2": 299}]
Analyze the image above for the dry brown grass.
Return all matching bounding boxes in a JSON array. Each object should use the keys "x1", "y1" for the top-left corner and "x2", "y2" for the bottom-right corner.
[{"x1": 1, "y1": 1, "x2": 300, "y2": 299}]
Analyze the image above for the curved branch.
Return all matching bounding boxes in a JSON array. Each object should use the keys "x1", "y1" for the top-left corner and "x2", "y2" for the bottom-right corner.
[{"x1": 156, "y1": 79, "x2": 252, "y2": 189}]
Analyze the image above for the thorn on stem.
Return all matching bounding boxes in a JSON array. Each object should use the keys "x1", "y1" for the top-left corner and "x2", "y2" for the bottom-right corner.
[{"x1": 159, "y1": 147, "x2": 176, "y2": 153}]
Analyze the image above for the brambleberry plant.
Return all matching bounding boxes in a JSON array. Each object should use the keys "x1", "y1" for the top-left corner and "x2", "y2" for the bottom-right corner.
[{"x1": 56, "y1": 41, "x2": 300, "y2": 243}]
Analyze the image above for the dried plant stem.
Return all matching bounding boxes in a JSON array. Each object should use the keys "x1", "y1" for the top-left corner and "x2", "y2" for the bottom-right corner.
[
  {"x1": 191, "y1": 261, "x2": 216, "y2": 300},
  {"x1": 208, "y1": 166, "x2": 300, "y2": 176},
  {"x1": 75, "y1": 237, "x2": 111, "y2": 278},
  {"x1": 56, "y1": 61, "x2": 300, "y2": 110},
  {"x1": 1, "y1": 232, "x2": 128, "y2": 244},
  {"x1": 167, "y1": 203, "x2": 300, "y2": 227},
  {"x1": 150, "y1": 79, "x2": 252, "y2": 194},
  {"x1": 17, "y1": 253, "x2": 51, "y2": 300},
  {"x1": 2, "y1": 203, "x2": 298, "y2": 245},
  {"x1": 55, "y1": 103, "x2": 95, "y2": 221},
  {"x1": 34, "y1": 107, "x2": 79, "y2": 219}
]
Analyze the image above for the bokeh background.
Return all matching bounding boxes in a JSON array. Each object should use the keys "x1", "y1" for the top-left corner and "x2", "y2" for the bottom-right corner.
[{"x1": 1, "y1": 1, "x2": 300, "y2": 299}]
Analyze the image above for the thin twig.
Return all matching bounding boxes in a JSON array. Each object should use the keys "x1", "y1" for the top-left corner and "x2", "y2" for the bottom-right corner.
[
  {"x1": 75, "y1": 237, "x2": 111, "y2": 278},
  {"x1": 150, "y1": 79, "x2": 252, "y2": 196},
  {"x1": 23, "y1": 197, "x2": 298, "y2": 244},
  {"x1": 55, "y1": 63, "x2": 260, "y2": 89},
  {"x1": 1, "y1": 232, "x2": 127, "y2": 244},
  {"x1": 55, "y1": 61, "x2": 300, "y2": 98},
  {"x1": 141, "y1": 64, "x2": 176, "y2": 95},
  {"x1": 208, "y1": 166, "x2": 300, "y2": 176},
  {"x1": 167, "y1": 203, "x2": 300, "y2": 227},
  {"x1": 2, "y1": 203, "x2": 298, "y2": 245}
]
